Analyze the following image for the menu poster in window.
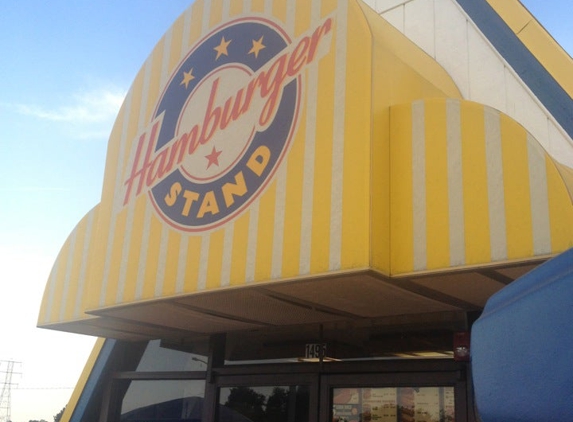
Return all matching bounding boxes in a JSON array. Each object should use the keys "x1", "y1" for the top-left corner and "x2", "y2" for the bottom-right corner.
[
  {"x1": 333, "y1": 388, "x2": 360, "y2": 422},
  {"x1": 443, "y1": 388, "x2": 455, "y2": 421},
  {"x1": 398, "y1": 388, "x2": 415, "y2": 422},
  {"x1": 413, "y1": 388, "x2": 440, "y2": 422},
  {"x1": 362, "y1": 388, "x2": 397, "y2": 422}
]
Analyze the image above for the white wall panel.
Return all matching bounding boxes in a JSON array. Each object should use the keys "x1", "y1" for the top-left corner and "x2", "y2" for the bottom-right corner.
[
  {"x1": 405, "y1": 0, "x2": 435, "y2": 58},
  {"x1": 467, "y1": 26, "x2": 506, "y2": 113},
  {"x1": 434, "y1": 0, "x2": 469, "y2": 98},
  {"x1": 361, "y1": 0, "x2": 377, "y2": 12},
  {"x1": 548, "y1": 122, "x2": 573, "y2": 167},
  {"x1": 372, "y1": 0, "x2": 573, "y2": 167},
  {"x1": 505, "y1": 70, "x2": 550, "y2": 148},
  {"x1": 381, "y1": 5, "x2": 405, "y2": 32},
  {"x1": 376, "y1": 0, "x2": 409, "y2": 14}
]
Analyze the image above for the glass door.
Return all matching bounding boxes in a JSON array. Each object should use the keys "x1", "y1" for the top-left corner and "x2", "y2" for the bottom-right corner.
[{"x1": 215, "y1": 374, "x2": 319, "y2": 422}]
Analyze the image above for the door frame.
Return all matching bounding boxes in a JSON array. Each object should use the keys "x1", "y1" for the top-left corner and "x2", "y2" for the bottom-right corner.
[
  {"x1": 210, "y1": 373, "x2": 320, "y2": 422},
  {"x1": 210, "y1": 360, "x2": 470, "y2": 422}
]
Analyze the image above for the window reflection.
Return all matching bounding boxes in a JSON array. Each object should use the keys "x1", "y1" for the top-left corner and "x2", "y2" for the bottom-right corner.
[
  {"x1": 218, "y1": 385, "x2": 310, "y2": 422},
  {"x1": 136, "y1": 340, "x2": 208, "y2": 372},
  {"x1": 121, "y1": 380, "x2": 205, "y2": 421}
]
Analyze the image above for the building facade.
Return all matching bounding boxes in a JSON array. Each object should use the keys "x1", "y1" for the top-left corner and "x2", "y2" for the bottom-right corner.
[{"x1": 38, "y1": 0, "x2": 573, "y2": 421}]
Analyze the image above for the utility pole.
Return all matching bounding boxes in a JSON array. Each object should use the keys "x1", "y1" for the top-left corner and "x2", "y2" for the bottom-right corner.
[{"x1": 0, "y1": 360, "x2": 20, "y2": 422}]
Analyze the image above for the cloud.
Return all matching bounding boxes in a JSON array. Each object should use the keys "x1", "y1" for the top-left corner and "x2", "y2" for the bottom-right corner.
[
  {"x1": 15, "y1": 88, "x2": 125, "y2": 124},
  {"x1": 5, "y1": 86, "x2": 127, "y2": 141}
]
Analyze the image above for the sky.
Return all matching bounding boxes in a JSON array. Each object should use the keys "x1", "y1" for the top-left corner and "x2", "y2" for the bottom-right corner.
[{"x1": 0, "y1": 1, "x2": 571, "y2": 421}]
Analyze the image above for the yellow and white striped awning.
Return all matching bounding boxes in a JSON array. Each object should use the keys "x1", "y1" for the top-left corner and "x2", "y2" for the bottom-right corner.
[{"x1": 37, "y1": 0, "x2": 573, "y2": 339}]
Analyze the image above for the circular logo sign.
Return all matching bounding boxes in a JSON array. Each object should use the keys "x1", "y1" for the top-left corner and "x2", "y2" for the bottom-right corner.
[{"x1": 122, "y1": 16, "x2": 333, "y2": 232}]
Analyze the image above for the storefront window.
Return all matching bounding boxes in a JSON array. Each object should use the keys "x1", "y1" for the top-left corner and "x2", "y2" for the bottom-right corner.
[
  {"x1": 218, "y1": 385, "x2": 310, "y2": 422},
  {"x1": 120, "y1": 380, "x2": 206, "y2": 421},
  {"x1": 332, "y1": 387, "x2": 454, "y2": 422},
  {"x1": 136, "y1": 340, "x2": 209, "y2": 372}
]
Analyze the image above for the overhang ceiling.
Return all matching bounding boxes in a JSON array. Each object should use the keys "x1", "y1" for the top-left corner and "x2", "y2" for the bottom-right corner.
[{"x1": 75, "y1": 259, "x2": 542, "y2": 342}]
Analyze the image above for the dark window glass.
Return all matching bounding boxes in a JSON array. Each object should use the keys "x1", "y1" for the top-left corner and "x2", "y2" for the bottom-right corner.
[
  {"x1": 136, "y1": 340, "x2": 208, "y2": 372},
  {"x1": 218, "y1": 385, "x2": 310, "y2": 422},
  {"x1": 120, "y1": 380, "x2": 206, "y2": 421}
]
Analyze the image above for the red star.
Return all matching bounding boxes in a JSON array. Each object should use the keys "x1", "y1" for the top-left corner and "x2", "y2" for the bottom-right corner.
[{"x1": 205, "y1": 146, "x2": 222, "y2": 169}]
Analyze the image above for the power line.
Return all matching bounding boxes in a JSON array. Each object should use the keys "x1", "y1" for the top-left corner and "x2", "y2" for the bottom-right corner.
[{"x1": 0, "y1": 360, "x2": 21, "y2": 422}]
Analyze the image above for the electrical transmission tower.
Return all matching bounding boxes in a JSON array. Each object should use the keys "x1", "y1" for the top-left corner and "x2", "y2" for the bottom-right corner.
[{"x1": 0, "y1": 360, "x2": 20, "y2": 422}]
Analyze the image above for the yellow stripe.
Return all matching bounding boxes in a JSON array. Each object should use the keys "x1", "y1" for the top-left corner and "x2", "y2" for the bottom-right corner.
[
  {"x1": 252, "y1": 0, "x2": 265, "y2": 13},
  {"x1": 63, "y1": 223, "x2": 87, "y2": 320},
  {"x1": 104, "y1": 211, "x2": 123, "y2": 306},
  {"x1": 122, "y1": 197, "x2": 146, "y2": 303},
  {"x1": 184, "y1": 235, "x2": 203, "y2": 292},
  {"x1": 390, "y1": 104, "x2": 414, "y2": 274},
  {"x1": 190, "y1": 1, "x2": 204, "y2": 43},
  {"x1": 310, "y1": 41, "x2": 336, "y2": 274},
  {"x1": 461, "y1": 102, "x2": 491, "y2": 265},
  {"x1": 163, "y1": 230, "x2": 182, "y2": 296},
  {"x1": 547, "y1": 157, "x2": 573, "y2": 251},
  {"x1": 98, "y1": 70, "x2": 145, "y2": 307},
  {"x1": 425, "y1": 99, "x2": 450, "y2": 269},
  {"x1": 169, "y1": 15, "x2": 184, "y2": 69},
  {"x1": 60, "y1": 338, "x2": 104, "y2": 422},
  {"x1": 206, "y1": 228, "x2": 225, "y2": 289},
  {"x1": 230, "y1": 211, "x2": 250, "y2": 286},
  {"x1": 294, "y1": 0, "x2": 311, "y2": 37},
  {"x1": 500, "y1": 114, "x2": 533, "y2": 259},
  {"x1": 230, "y1": 0, "x2": 244, "y2": 17},
  {"x1": 210, "y1": 0, "x2": 224, "y2": 27},
  {"x1": 255, "y1": 182, "x2": 276, "y2": 281},
  {"x1": 49, "y1": 243, "x2": 69, "y2": 322},
  {"x1": 146, "y1": 47, "x2": 163, "y2": 123},
  {"x1": 273, "y1": 0, "x2": 287, "y2": 22},
  {"x1": 281, "y1": 104, "x2": 306, "y2": 278},
  {"x1": 141, "y1": 215, "x2": 164, "y2": 300},
  {"x1": 341, "y1": 6, "x2": 369, "y2": 269}
]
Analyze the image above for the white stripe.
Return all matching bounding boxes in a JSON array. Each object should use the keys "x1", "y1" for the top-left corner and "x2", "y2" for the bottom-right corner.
[
  {"x1": 197, "y1": 234, "x2": 210, "y2": 290},
  {"x1": 243, "y1": 0, "x2": 259, "y2": 283},
  {"x1": 446, "y1": 99, "x2": 465, "y2": 266},
  {"x1": 175, "y1": 236, "x2": 189, "y2": 293},
  {"x1": 155, "y1": 228, "x2": 169, "y2": 297},
  {"x1": 202, "y1": 0, "x2": 211, "y2": 34},
  {"x1": 265, "y1": 0, "x2": 273, "y2": 13},
  {"x1": 59, "y1": 229, "x2": 77, "y2": 321},
  {"x1": 181, "y1": 8, "x2": 192, "y2": 54},
  {"x1": 286, "y1": 0, "x2": 296, "y2": 32},
  {"x1": 221, "y1": 224, "x2": 234, "y2": 287},
  {"x1": 135, "y1": 204, "x2": 153, "y2": 300},
  {"x1": 299, "y1": 1, "x2": 322, "y2": 275},
  {"x1": 412, "y1": 101, "x2": 427, "y2": 271},
  {"x1": 74, "y1": 210, "x2": 95, "y2": 318},
  {"x1": 484, "y1": 108, "x2": 507, "y2": 261},
  {"x1": 154, "y1": 31, "x2": 177, "y2": 298},
  {"x1": 329, "y1": 0, "x2": 347, "y2": 271},
  {"x1": 527, "y1": 134, "x2": 551, "y2": 255},
  {"x1": 222, "y1": 0, "x2": 231, "y2": 19},
  {"x1": 121, "y1": 57, "x2": 153, "y2": 303},
  {"x1": 160, "y1": 28, "x2": 173, "y2": 87},
  {"x1": 271, "y1": 0, "x2": 296, "y2": 278},
  {"x1": 44, "y1": 259, "x2": 60, "y2": 323},
  {"x1": 271, "y1": 162, "x2": 288, "y2": 278},
  {"x1": 100, "y1": 91, "x2": 133, "y2": 306},
  {"x1": 246, "y1": 199, "x2": 260, "y2": 283}
]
